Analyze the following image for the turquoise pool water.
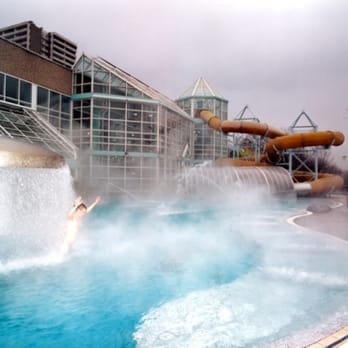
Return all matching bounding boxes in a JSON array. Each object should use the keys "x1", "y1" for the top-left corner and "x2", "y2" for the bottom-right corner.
[{"x1": 1, "y1": 197, "x2": 348, "y2": 347}]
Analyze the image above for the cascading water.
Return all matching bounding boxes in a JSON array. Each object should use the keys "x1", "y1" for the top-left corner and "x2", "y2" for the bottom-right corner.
[
  {"x1": 0, "y1": 165, "x2": 74, "y2": 266},
  {"x1": 178, "y1": 166, "x2": 295, "y2": 197}
]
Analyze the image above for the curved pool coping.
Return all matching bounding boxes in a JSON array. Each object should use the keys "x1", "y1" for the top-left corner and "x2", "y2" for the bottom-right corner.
[{"x1": 287, "y1": 194, "x2": 348, "y2": 347}]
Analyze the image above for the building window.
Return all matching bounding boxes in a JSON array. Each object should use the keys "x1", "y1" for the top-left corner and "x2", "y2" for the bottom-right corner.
[
  {"x1": 0, "y1": 73, "x2": 4, "y2": 99},
  {"x1": 37, "y1": 87, "x2": 49, "y2": 107},
  {"x1": 5, "y1": 75, "x2": 18, "y2": 103},
  {"x1": 196, "y1": 100, "x2": 203, "y2": 109},
  {"x1": 19, "y1": 80, "x2": 31, "y2": 107},
  {"x1": 62, "y1": 95, "x2": 70, "y2": 114},
  {"x1": 3, "y1": 74, "x2": 32, "y2": 107},
  {"x1": 37, "y1": 86, "x2": 71, "y2": 132},
  {"x1": 50, "y1": 91, "x2": 60, "y2": 111}
]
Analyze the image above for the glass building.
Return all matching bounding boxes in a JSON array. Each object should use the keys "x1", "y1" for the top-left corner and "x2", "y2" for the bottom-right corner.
[
  {"x1": 176, "y1": 77, "x2": 229, "y2": 164},
  {"x1": 0, "y1": 22, "x2": 232, "y2": 198},
  {"x1": 72, "y1": 55, "x2": 195, "y2": 197}
]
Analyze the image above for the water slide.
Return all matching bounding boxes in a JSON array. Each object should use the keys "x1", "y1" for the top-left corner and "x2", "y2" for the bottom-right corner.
[{"x1": 198, "y1": 110, "x2": 345, "y2": 195}]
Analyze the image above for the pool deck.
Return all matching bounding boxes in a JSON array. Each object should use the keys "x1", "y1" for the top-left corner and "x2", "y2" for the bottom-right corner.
[
  {"x1": 293, "y1": 194, "x2": 348, "y2": 241},
  {"x1": 306, "y1": 326, "x2": 348, "y2": 347},
  {"x1": 292, "y1": 194, "x2": 348, "y2": 348}
]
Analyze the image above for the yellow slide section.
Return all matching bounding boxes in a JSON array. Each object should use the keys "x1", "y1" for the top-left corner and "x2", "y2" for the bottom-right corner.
[
  {"x1": 198, "y1": 109, "x2": 345, "y2": 195},
  {"x1": 266, "y1": 131, "x2": 344, "y2": 162},
  {"x1": 199, "y1": 110, "x2": 287, "y2": 138}
]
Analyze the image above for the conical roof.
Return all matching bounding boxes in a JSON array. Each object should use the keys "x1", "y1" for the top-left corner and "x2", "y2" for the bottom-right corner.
[{"x1": 176, "y1": 77, "x2": 227, "y2": 101}]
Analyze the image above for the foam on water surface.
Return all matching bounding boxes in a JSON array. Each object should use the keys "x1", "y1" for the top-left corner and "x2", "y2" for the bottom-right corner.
[
  {"x1": 0, "y1": 251, "x2": 66, "y2": 273},
  {"x1": 133, "y1": 203, "x2": 348, "y2": 347}
]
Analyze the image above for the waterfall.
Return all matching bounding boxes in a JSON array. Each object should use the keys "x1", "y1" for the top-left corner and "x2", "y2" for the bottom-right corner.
[
  {"x1": 179, "y1": 166, "x2": 294, "y2": 197},
  {"x1": 0, "y1": 165, "x2": 74, "y2": 262}
]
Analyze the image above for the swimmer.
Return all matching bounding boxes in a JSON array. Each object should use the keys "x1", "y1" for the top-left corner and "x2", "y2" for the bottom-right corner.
[{"x1": 61, "y1": 195, "x2": 100, "y2": 253}]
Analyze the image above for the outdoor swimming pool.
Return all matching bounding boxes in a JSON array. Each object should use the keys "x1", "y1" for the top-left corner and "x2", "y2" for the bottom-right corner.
[{"x1": 1, "y1": 192, "x2": 348, "y2": 347}]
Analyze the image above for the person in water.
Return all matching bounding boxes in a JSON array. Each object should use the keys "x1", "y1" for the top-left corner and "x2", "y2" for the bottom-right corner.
[{"x1": 61, "y1": 195, "x2": 100, "y2": 253}]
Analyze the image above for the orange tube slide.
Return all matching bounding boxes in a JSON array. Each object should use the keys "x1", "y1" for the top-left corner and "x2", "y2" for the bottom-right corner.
[
  {"x1": 266, "y1": 131, "x2": 345, "y2": 162},
  {"x1": 214, "y1": 158, "x2": 271, "y2": 167},
  {"x1": 293, "y1": 171, "x2": 344, "y2": 195},
  {"x1": 199, "y1": 110, "x2": 287, "y2": 138},
  {"x1": 310, "y1": 173, "x2": 344, "y2": 195},
  {"x1": 198, "y1": 109, "x2": 345, "y2": 195}
]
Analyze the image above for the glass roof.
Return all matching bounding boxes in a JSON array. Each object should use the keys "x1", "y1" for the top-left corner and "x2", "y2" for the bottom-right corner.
[
  {"x1": 91, "y1": 56, "x2": 191, "y2": 120},
  {"x1": 176, "y1": 77, "x2": 227, "y2": 101},
  {"x1": 0, "y1": 103, "x2": 77, "y2": 159}
]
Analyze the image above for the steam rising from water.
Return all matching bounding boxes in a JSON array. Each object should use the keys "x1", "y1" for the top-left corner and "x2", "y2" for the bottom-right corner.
[
  {"x1": 64, "y1": 190, "x2": 348, "y2": 347},
  {"x1": 1, "y1": 170, "x2": 348, "y2": 347}
]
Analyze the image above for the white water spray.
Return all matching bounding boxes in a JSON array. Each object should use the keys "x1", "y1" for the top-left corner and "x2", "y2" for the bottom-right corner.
[{"x1": 0, "y1": 165, "x2": 74, "y2": 265}]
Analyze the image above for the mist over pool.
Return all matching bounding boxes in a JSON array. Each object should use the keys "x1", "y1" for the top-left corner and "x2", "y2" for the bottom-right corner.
[{"x1": 1, "y1": 174, "x2": 348, "y2": 347}]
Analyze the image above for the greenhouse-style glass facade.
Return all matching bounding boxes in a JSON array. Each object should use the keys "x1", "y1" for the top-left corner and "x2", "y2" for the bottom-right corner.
[{"x1": 72, "y1": 55, "x2": 194, "y2": 197}]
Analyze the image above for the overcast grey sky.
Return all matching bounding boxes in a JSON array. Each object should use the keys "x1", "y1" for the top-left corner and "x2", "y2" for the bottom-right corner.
[{"x1": 2, "y1": 0, "x2": 348, "y2": 162}]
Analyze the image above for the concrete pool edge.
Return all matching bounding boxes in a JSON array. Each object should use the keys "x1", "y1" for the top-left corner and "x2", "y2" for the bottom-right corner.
[
  {"x1": 288, "y1": 194, "x2": 348, "y2": 347},
  {"x1": 306, "y1": 326, "x2": 348, "y2": 347},
  {"x1": 289, "y1": 194, "x2": 348, "y2": 241}
]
